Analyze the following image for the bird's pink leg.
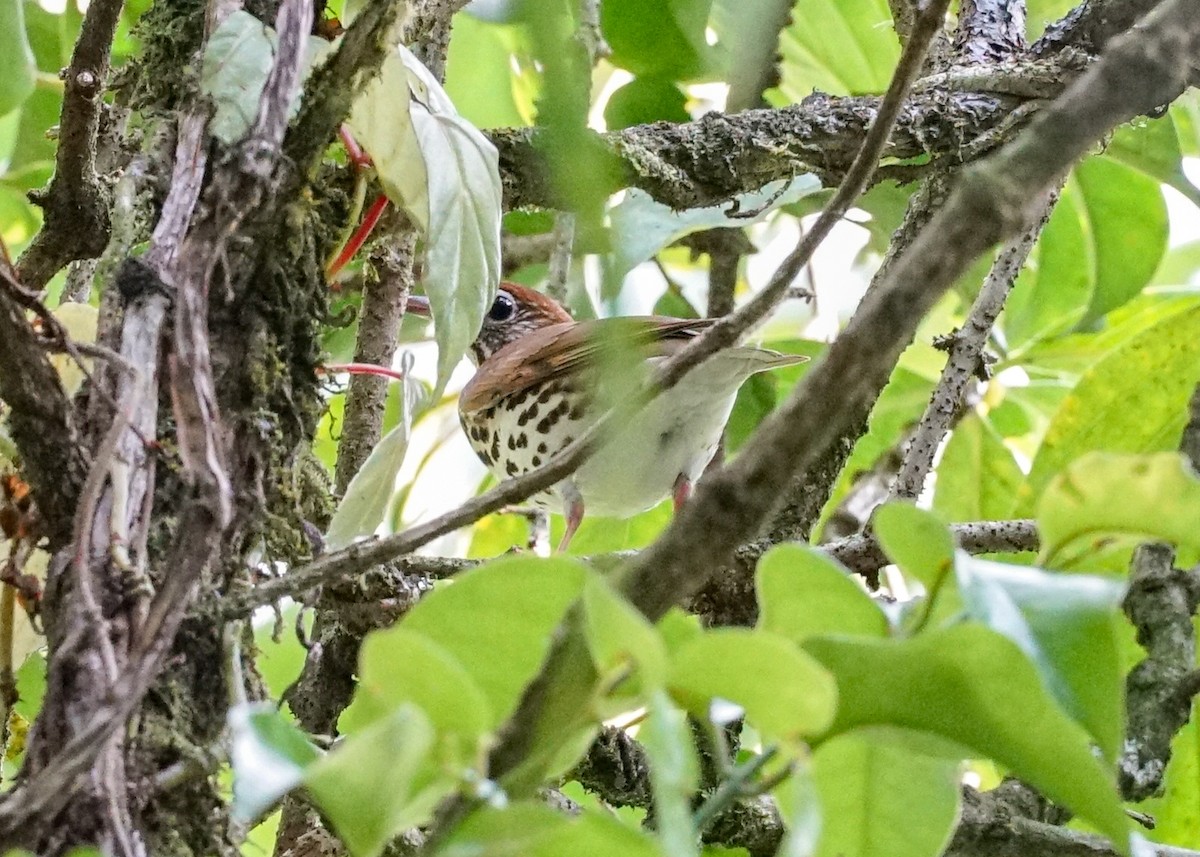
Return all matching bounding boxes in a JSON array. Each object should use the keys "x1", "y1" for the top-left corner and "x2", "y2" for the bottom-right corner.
[
  {"x1": 673, "y1": 473, "x2": 694, "y2": 514},
  {"x1": 558, "y1": 495, "x2": 584, "y2": 554}
]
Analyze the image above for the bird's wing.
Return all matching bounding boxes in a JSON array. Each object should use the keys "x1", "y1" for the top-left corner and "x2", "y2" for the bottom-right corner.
[{"x1": 459, "y1": 317, "x2": 715, "y2": 413}]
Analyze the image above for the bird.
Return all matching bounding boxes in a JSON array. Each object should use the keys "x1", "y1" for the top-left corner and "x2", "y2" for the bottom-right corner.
[{"x1": 406, "y1": 283, "x2": 807, "y2": 552}]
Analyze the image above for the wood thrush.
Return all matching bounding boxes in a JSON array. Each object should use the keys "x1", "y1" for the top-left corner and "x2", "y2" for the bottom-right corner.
[{"x1": 407, "y1": 284, "x2": 807, "y2": 551}]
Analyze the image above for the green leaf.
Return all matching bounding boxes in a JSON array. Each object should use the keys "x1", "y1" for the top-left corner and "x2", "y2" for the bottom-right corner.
[
  {"x1": 324, "y1": 366, "x2": 423, "y2": 549},
  {"x1": 770, "y1": 0, "x2": 899, "y2": 101},
  {"x1": 1018, "y1": 304, "x2": 1200, "y2": 513},
  {"x1": 401, "y1": 556, "x2": 588, "y2": 725},
  {"x1": 1075, "y1": 156, "x2": 1168, "y2": 325},
  {"x1": 669, "y1": 629, "x2": 837, "y2": 739},
  {"x1": 348, "y1": 44, "x2": 502, "y2": 397},
  {"x1": 0, "y1": 0, "x2": 36, "y2": 116},
  {"x1": 1105, "y1": 115, "x2": 1200, "y2": 209},
  {"x1": 440, "y1": 802, "x2": 666, "y2": 857},
  {"x1": 583, "y1": 574, "x2": 669, "y2": 696},
  {"x1": 605, "y1": 177, "x2": 822, "y2": 298},
  {"x1": 1038, "y1": 452, "x2": 1200, "y2": 566},
  {"x1": 340, "y1": 626, "x2": 492, "y2": 757},
  {"x1": 1004, "y1": 186, "x2": 1092, "y2": 347},
  {"x1": 306, "y1": 705, "x2": 448, "y2": 857},
  {"x1": 756, "y1": 544, "x2": 888, "y2": 643},
  {"x1": 805, "y1": 625, "x2": 1129, "y2": 848},
  {"x1": 641, "y1": 691, "x2": 701, "y2": 857},
  {"x1": 955, "y1": 555, "x2": 1125, "y2": 762},
  {"x1": 872, "y1": 504, "x2": 955, "y2": 590},
  {"x1": 228, "y1": 703, "x2": 320, "y2": 822},
  {"x1": 604, "y1": 77, "x2": 689, "y2": 129},
  {"x1": 933, "y1": 414, "x2": 1025, "y2": 522},
  {"x1": 812, "y1": 730, "x2": 960, "y2": 857},
  {"x1": 601, "y1": 0, "x2": 714, "y2": 79}
]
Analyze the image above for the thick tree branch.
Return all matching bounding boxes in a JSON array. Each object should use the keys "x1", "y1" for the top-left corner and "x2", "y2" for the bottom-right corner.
[
  {"x1": 620, "y1": 0, "x2": 1199, "y2": 624},
  {"x1": 0, "y1": 272, "x2": 89, "y2": 548}
]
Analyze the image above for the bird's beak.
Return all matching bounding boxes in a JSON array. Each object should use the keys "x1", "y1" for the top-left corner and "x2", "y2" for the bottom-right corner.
[{"x1": 406, "y1": 295, "x2": 431, "y2": 317}]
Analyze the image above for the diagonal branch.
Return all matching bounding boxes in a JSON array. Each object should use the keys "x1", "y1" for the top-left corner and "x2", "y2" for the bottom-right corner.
[
  {"x1": 890, "y1": 187, "x2": 1057, "y2": 501},
  {"x1": 620, "y1": 0, "x2": 1198, "y2": 624},
  {"x1": 258, "y1": 0, "x2": 954, "y2": 617}
]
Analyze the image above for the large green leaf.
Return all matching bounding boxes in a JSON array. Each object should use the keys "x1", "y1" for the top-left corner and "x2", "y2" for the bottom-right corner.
[
  {"x1": 805, "y1": 625, "x2": 1130, "y2": 849},
  {"x1": 955, "y1": 555, "x2": 1126, "y2": 762},
  {"x1": 756, "y1": 544, "x2": 889, "y2": 643},
  {"x1": 601, "y1": 0, "x2": 714, "y2": 79},
  {"x1": 1075, "y1": 156, "x2": 1168, "y2": 325},
  {"x1": 0, "y1": 0, "x2": 36, "y2": 116},
  {"x1": 400, "y1": 556, "x2": 588, "y2": 725},
  {"x1": 1038, "y1": 452, "x2": 1200, "y2": 567},
  {"x1": 306, "y1": 705, "x2": 449, "y2": 857},
  {"x1": 347, "y1": 44, "x2": 502, "y2": 397},
  {"x1": 1017, "y1": 304, "x2": 1200, "y2": 513},
  {"x1": 933, "y1": 413, "x2": 1025, "y2": 522},
  {"x1": 771, "y1": 0, "x2": 899, "y2": 101},
  {"x1": 339, "y1": 627, "x2": 492, "y2": 757},
  {"x1": 669, "y1": 628, "x2": 837, "y2": 739},
  {"x1": 812, "y1": 730, "x2": 960, "y2": 857}
]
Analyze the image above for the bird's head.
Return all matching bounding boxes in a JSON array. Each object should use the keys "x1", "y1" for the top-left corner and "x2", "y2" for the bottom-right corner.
[{"x1": 406, "y1": 283, "x2": 572, "y2": 365}]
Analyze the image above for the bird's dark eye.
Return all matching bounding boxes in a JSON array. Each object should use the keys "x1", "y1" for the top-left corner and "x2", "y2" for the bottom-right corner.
[{"x1": 488, "y1": 292, "x2": 515, "y2": 322}]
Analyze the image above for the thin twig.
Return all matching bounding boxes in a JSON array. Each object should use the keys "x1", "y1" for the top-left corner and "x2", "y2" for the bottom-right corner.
[
  {"x1": 544, "y1": 212, "x2": 575, "y2": 305},
  {"x1": 890, "y1": 187, "x2": 1058, "y2": 501}
]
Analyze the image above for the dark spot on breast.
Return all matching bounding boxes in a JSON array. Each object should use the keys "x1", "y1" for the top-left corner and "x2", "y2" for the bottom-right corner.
[
  {"x1": 538, "y1": 386, "x2": 555, "y2": 404},
  {"x1": 516, "y1": 433, "x2": 528, "y2": 449},
  {"x1": 507, "y1": 436, "x2": 516, "y2": 450},
  {"x1": 659, "y1": 427, "x2": 677, "y2": 447},
  {"x1": 509, "y1": 389, "x2": 529, "y2": 407},
  {"x1": 568, "y1": 401, "x2": 587, "y2": 421},
  {"x1": 506, "y1": 460, "x2": 519, "y2": 476},
  {"x1": 537, "y1": 441, "x2": 548, "y2": 454},
  {"x1": 532, "y1": 455, "x2": 542, "y2": 467},
  {"x1": 562, "y1": 435, "x2": 575, "y2": 446},
  {"x1": 490, "y1": 433, "x2": 500, "y2": 462},
  {"x1": 536, "y1": 414, "x2": 556, "y2": 434}
]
